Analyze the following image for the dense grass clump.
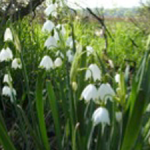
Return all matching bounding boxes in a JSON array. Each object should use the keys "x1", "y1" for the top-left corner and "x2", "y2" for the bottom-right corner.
[{"x1": 0, "y1": 3, "x2": 150, "y2": 150}]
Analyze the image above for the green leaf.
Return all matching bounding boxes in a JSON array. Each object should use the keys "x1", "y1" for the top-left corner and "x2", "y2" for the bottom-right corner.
[
  {"x1": 46, "y1": 80, "x2": 62, "y2": 150},
  {"x1": 0, "y1": 121, "x2": 16, "y2": 150},
  {"x1": 36, "y1": 74, "x2": 51, "y2": 150},
  {"x1": 121, "y1": 90, "x2": 146, "y2": 150}
]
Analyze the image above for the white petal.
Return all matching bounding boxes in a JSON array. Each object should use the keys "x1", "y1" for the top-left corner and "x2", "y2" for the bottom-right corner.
[
  {"x1": 44, "y1": 4, "x2": 57, "y2": 16},
  {"x1": 115, "y1": 74, "x2": 120, "y2": 83},
  {"x1": 11, "y1": 58, "x2": 22, "y2": 69},
  {"x1": 2, "y1": 86, "x2": 16, "y2": 97},
  {"x1": 0, "y1": 47, "x2": 13, "y2": 62},
  {"x1": 42, "y1": 20, "x2": 55, "y2": 32},
  {"x1": 89, "y1": 64, "x2": 101, "y2": 82},
  {"x1": 4, "y1": 28, "x2": 13, "y2": 42},
  {"x1": 81, "y1": 84, "x2": 98, "y2": 102},
  {"x1": 54, "y1": 57, "x2": 62, "y2": 67},
  {"x1": 92, "y1": 107, "x2": 110, "y2": 126},
  {"x1": 3, "y1": 74, "x2": 12, "y2": 84},
  {"x1": 85, "y1": 69, "x2": 92, "y2": 80},
  {"x1": 39, "y1": 55, "x2": 54, "y2": 70},
  {"x1": 44, "y1": 36, "x2": 57, "y2": 48},
  {"x1": 98, "y1": 83, "x2": 115, "y2": 102}
]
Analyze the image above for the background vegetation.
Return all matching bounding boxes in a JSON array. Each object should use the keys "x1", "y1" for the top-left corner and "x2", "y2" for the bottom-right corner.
[{"x1": 0, "y1": 0, "x2": 150, "y2": 150}]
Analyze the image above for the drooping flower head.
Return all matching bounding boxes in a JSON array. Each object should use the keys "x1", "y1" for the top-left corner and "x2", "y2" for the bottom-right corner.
[
  {"x1": 42, "y1": 20, "x2": 55, "y2": 33},
  {"x1": 85, "y1": 64, "x2": 101, "y2": 82},
  {"x1": 0, "y1": 47, "x2": 13, "y2": 62},
  {"x1": 44, "y1": 36, "x2": 57, "y2": 48},
  {"x1": 39, "y1": 55, "x2": 54, "y2": 70},
  {"x1": 92, "y1": 107, "x2": 110, "y2": 126},
  {"x1": 4, "y1": 28, "x2": 13, "y2": 42},
  {"x1": 44, "y1": 4, "x2": 57, "y2": 17},
  {"x1": 54, "y1": 57, "x2": 63, "y2": 67},
  {"x1": 11, "y1": 58, "x2": 22, "y2": 69},
  {"x1": 3, "y1": 74, "x2": 12, "y2": 84},
  {"x1": 2, "y1": 86, "x2": 16, "y2": 97},
  {"x1": 81, "y1": 84, "x2": 98, "y2": 102},
  {"x1": 98, "y1": 83, "x2": 115, "y2": 102}
]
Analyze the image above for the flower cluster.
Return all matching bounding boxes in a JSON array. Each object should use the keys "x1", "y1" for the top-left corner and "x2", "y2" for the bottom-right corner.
[
  {"x1": 1, "y1": 28, "x2": 22, "y2": 101},
  {"x1": 81, "y1": 64, "x2": 119, "y2": 126}
]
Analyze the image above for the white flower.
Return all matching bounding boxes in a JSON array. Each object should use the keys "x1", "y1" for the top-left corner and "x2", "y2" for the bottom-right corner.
[
  {"x1": 4, "y1": 28, "x2": 13, "y2": 42},
  {"x1": 56, "y1": 50, "x2": 64, "y2": 58},
  {"x1": 54, "y1": 57, "x2": 62, "y2": 67},
  {"x1": 98, "y1": 83, "x2": 115, "y2": 102},
  {"x1": 81, "y1": 84, "x2": 98, "y2": 102},
  {"x1": 44, "y1": 36, "x2": 57, "y2": 48},
  {"x1": 0, "y1": 47, "x2": 13, "y2": 62},
  {"x1": 85, "y1": 64, "x2": 101, "y2": 82},
  {"x1": 66, "y1": 50, "x2": 74, "y2": 62},
  {"x1": 42, "y1": 20, "x2": 55, "y2": 32},
  {"x1": 11, "y1": 58, "x2": 22, "y2": 69},
  {"x1": 3, "y1": 74, "x2": 12, "y2": 84},
  {"x1": 86, "y1": 46, "x2": 94, "y2": 56},
  {"x1": 44, "y1": 4, "x2": 57, "y2": 17},
  {"x1": 92, "y1": 107, "x2": 110, "y2": 126},
  {"x1": 115, "y1": 73, "x2": 120, "y2": 83},
  {"x1": 115, "y1": 112, "x2": 122, "y2": 123},
  {"x1": 39, "y1": 55, "x2": 54, "y2": 70},
  {"x1": 2, "y1": 86, "x2": 16, "y2": 97}
]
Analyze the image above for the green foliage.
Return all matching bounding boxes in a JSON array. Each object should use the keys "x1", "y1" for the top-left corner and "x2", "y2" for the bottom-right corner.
[{"x1": 0, "y1": 6, "x2": 150, "y2": 150}]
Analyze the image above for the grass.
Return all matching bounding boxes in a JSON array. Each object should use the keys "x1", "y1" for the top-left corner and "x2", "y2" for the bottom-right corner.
[{"x1": 0, "y1": 6, "x2": 150, "y2": 150}]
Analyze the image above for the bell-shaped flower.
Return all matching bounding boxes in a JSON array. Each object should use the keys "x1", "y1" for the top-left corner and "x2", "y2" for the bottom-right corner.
[
  {"x1": 66, "y1": 50, "x2": 74, "y2": 62},
  {"x1": 39, "y1": 55, "x2": 54, "y2": 70},
  {"x1": 85, "y1": 64, "x2": 101, "y2": 82},
  {"x1": 0, "y1": 47, "x2": 13, "y2": 62},
  {"x1": 42, "y1": 20, "x2": 55, "y2": 32},
  {"x1": 115, "y1": 112, "x2": 122, "y2": 123},
  {"x1": 44, "y1": 36, "x2": 57, "y2": 48},
  {"x1": 4, "y1": 28, "x2": 13, "y2": 42},
  {"x1": 98, "y1": 83, "x2": 115, "y2": 102},
  {"x1": 44, "y1": 4, "x2": 57, "y2": 17},
  {"x1": 11, "y1": 58, "x2": 22, "y2": 69},
  {"x1": 3, "y1": 74, "x2": 12, "y2": 84},
  {"x1": 92, "y1": 107, "x2": 110, "y2": 126},
  {"x1": 54, "y1": 57, "x2": 62, "y2": 67},
  {"x1": 2, "y1": 86, "x2": 16, "y2": 97},
  {"x1": 81, "y1": 84, "x2": 98, "y2": 102},
  {"x1": 115, "y1": 73, "x2": 120, "y2": 83},
  {"x1": 86, "y1": 46, "x2": 94, "y2": 56}
]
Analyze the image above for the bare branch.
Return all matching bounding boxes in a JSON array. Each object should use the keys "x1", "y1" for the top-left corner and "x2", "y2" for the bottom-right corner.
[{"x1": 86, "y1": 7, "x2": 114, "y2": 42}]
